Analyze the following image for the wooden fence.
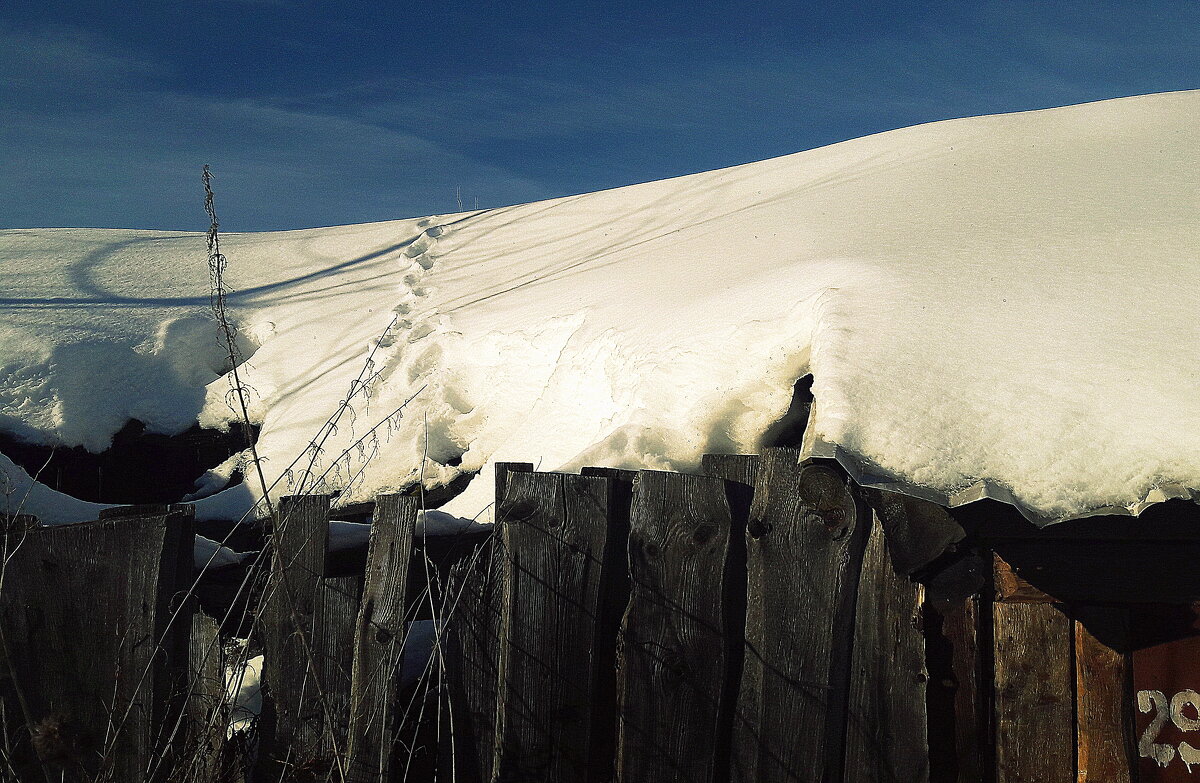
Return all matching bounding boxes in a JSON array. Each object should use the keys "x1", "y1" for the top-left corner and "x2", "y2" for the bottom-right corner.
[{"x1": 2, "y1": 446, "x2": 1192, "y2": 782}]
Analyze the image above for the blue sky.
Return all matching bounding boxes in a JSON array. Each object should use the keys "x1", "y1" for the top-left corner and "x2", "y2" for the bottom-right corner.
[{"x1": 2, "y1": 1, "x2": 1197, "y2": 231}]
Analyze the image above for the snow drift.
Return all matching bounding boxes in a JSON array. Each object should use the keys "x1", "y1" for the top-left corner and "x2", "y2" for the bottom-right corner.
[{"x1": 1, "y1": 90, "x2": 1198, "y2": 525}]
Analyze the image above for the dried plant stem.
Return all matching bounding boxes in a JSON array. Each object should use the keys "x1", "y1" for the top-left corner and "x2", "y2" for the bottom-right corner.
[{"x1": 203, "y1": 165, "x2": 276, "y2": 525}]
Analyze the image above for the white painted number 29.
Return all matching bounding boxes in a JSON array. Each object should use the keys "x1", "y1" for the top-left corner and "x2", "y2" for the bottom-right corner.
[{"x1": 1138, "y1": 689, "x2": 1200, "y2": 772}]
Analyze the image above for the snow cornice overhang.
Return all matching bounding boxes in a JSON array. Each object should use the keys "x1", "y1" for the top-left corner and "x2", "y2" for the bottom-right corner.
[{"x1": 798, "y1": 403, "x2": 1200, "y2": 527}]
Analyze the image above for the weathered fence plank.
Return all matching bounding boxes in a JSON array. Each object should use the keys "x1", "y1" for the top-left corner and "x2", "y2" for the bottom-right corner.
[
  {"x1": 993, "y1": 601, "x2": 1074, "y2": 783},
  {"x1": 844, "y1": 515, "x2": 929, "y2": 782},
  {"x1": 616, "y1": 470, "x2": 735, "y2": 783},
  {"x1": 0, "y1": 512, "x2": 194, "y2": 783},
  {"x1": 578, "y1": 466, "x2": 636, "y2": 779},
  {"x1": 493, "y1": 470, "x2": 623, "y2": 783},
  {"x1": 731, "y1": 449, "x2": 866, "y2": 783},
  {"x1": 259, "y1": 493, "x2": 355, "y2": 779},
  {"x1": 447, "y1": 534, "x2": 502, "y2": 783},
  {"x1": 445, "y1": 463, "x2": 533, "y2": 782},
  {"x1": 925, "y1": 595, "x2": 983, "y2": 783},
  {"x1": 184, "y1": 611, "x2": 226, "y2": 783},
  {"x1": 699, "y1": 452, "x2": 757, "y2": 782},
  {"x1": 345, "y1": 494, "x2": 419, "y2": 783},
  {"x1": 1074, "y1": 606, "x2": 1133, "y2": 783}
]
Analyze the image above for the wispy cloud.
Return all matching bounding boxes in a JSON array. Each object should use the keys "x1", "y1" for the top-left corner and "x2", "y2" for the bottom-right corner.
[
  {"x1": 0, "y1": 25, "x2": 553, "y2": 230},
  {"x1": 0, "y1": 25, "x2": 159, "y2": 95},
  {"x1": 2, "y1": 3, "x2": 1196, "y2": 231}
]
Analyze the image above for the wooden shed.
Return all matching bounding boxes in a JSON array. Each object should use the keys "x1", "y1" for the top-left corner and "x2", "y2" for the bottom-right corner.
[{"x1": 934, "y1": 496, "x2": 1200, "y2": 783}]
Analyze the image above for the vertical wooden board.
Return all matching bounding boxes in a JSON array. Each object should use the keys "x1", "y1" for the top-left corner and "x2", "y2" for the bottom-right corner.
[
  {"x1": 443, "y1": 463, "x2": 535, "y2": 782},
  {"x1": 616, "y1": 470, "x2": 734, "y2": 783},
  {"x1": 494, "y1": 470, "x2": 616, "y2": 783},
  {"x1": 0, "y1": 514, "x2": 192, "y2": 783},
  {"x1": 731, "y1": 450, "x2": 865, "y2": 783},
  {"x1": 844, "y1": 516, "x2": 930, "y2": 782},
  {"x1": 1074, "y1": 607, "x2": 1133, "y2": 783},
  {"x1": 346, "y1": 494, "x2": 418, "y2": 783},
  {"x1": 575, "y1": 468, "x2": 636, "y2": 780},
  {"x1": 259, "y1": 493, "x2": 336, "y2": 773},
  {"x1": 447, "y1": 534, "x2": 504, "y2": 782},
  {"x1": 321, "y1": 574, "x2": 362, "y2": 751},
  {"x1": 184, "y1": 612, "x2": 225, "y2": 783},
  {"x1": 925, "y1": 596, "x2": 983, "y2": 783},
  {"x1": 1130, "y1": 604, "x2": 1200, "y2": 781},
  {"x1": 185, "y1": 611, "x2": 226, "y2": 783},
  {"x1": 993, "y1": 601, "x2": 1074, "y2": 783},
  {"x1": 699, "y1": 453, "x2": 756, "y2": 782}
]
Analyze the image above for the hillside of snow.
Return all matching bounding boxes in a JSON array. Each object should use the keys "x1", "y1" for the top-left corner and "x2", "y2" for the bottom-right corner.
[{"x1": 1, "y1": 90, "x2": 1197, "y2": 525}]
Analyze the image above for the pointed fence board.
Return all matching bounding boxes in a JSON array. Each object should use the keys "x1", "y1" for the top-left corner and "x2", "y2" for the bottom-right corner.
[
  {"x1": 844, "y1": 515, "x2": 929, "y2": 782},
  {"x1": 731, "y1": 449, "x2": 866, "y2": 783},
  {"x1": 494, "y1": 469, "x2": 624, "y2": 783},
  {"x1": 345, "y1": 494, "x2": 418, "y2": 783},
  {"x1": 1074, "y1": 606, "x2": 1133, "y2": 783},
  {"x1": 993, "y1": 601, "x2": 1074, "y2": 783},
  {"x1": 0, "y1": 512, "x2": 194, "y2": 783},
  {"x1": 859, "y1": 487, "x2": 965, "y2": 576},
  {"x1": 616, "y1": 470, "x2": 736, "y2": 783}
]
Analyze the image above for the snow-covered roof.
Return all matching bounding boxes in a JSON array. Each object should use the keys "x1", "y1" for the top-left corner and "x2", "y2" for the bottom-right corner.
[{"x1": 2, "y1": 90, "x2": 1197, "y2": 526}]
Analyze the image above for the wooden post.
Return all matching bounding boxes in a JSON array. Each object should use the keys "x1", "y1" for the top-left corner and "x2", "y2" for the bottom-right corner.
[
  {"x1": 0, "y1": 512, "x2": 194, "y2": 783},
  {"x1": 616, "y1": 470, "x2": 735, "y2": 783},
  {"x1": 345, "y1": 493, "x2": 418, "y2": 783},
  {"x1": 731, "y1": 448, "x2": 866, "y2": 783},
  {"x1": 992, "y1": 601, "x2": 1074, "y2": 783},
  {"x1": 843, "y1": 515, "x2": 929, "y2": 782},
  {"x1": 259, "y1": 494, "x2": 360, "y2": 778},
  {"x1": 493, "y1": 470, "x2": 624, "y2": 783},
  {"x1": 1074, "y1": 606, "x2": 1134, "y2": 783}
]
